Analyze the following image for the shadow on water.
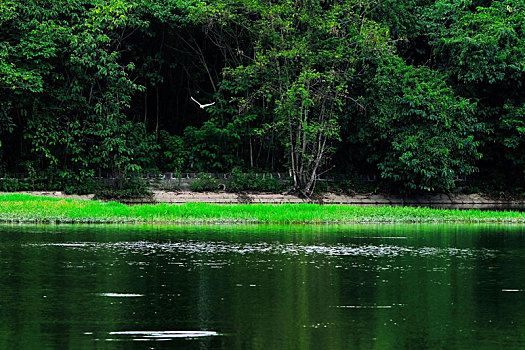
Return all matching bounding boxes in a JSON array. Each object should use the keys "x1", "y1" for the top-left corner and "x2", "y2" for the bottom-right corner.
[{"x1": 0, "y1": 223, "x2": 524, "y2": 349}]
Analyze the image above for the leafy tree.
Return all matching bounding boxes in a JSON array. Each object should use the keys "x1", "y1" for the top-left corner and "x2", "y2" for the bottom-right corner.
[
  {"x1": 0, "y1": 0, "x2": 522, "y2": 195},
  {"x1": 1, "y1": 0, "x2": 156, "y2": 182},
  {"x1": 354, "y1": 58, "x2": 482, "y2": 191},
  {"x1": 201, "y1": 0, "x2": 393, "y2": 195},
  {"x1": 426, "y1": 0, "x2": 525, "y2": 185}
]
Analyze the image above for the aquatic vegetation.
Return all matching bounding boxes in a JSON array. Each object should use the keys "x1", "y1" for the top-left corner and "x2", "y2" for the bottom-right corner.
[{"x1": 0, "y1": 194, "x2": 523, "y2": 224}]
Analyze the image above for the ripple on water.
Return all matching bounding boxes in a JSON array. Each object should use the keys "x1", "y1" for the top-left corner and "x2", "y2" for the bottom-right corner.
[
  {"x1": 26, "y1": 241, "x2": 497, "y2": 260},
  {"x1": 331, "y1": 303, "x2": 407, "y2": 309},
  {"x1": 96, "y1": 293, "x2": 144, "y2": 297},
  {"x1": 106, "y1": 330, "x2": 219, "y2": 341}
]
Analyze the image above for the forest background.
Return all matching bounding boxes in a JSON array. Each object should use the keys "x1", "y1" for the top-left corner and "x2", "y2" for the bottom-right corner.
[{"x1": 0, "y1": 0, "x2": 523, "y2": 197}]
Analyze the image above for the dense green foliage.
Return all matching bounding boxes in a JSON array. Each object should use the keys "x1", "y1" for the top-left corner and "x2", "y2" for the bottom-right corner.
[
  {"x1": 0, "y1": 194, "x2": 524, "y2": 223},
  {"x1": 1, "y1": 0, "x2": 523, "y2": 195}
]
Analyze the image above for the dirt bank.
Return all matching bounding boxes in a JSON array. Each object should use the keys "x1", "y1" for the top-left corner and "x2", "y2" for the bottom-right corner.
[{"x1": 6, "y1": 191, "x2": 524, "y2": 209}]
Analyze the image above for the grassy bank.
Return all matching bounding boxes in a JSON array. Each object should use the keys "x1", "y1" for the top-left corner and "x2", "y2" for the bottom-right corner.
[{"x1": 0, "y1": 194, "x2": 524, "y2": 224}]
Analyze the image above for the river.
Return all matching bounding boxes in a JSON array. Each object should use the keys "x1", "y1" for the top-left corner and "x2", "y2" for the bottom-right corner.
[{"x1": 0, "y1": 224, "x2": 524, "y2": 349}]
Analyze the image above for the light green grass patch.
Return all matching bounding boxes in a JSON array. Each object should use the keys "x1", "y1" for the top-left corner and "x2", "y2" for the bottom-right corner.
[{"x1": 0, "y1": 194, "x2": 523, "y2": 224}]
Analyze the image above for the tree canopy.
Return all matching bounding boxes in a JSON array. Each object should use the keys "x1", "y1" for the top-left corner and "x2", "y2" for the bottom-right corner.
[{"x1": 0, "y1": 0, "x2": 523, "y2": 195}]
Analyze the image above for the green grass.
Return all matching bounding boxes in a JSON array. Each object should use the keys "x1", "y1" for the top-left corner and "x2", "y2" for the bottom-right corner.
[{"x1": 0, "y1": 194, "x2": 524, "y2": 224}]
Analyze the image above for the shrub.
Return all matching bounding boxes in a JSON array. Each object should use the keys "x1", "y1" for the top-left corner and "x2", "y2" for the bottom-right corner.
[
  {"x1": 64, "y1": 178, "x2": 100, "y2": 195},
  {"x1": 159, "y1": 179, "x2": 182, "y2": 192},
  {"x1": 228, "y1": 168, "x2": 287, "y2": 193},
  {"x1": 190, "y1": 174, "x2": 220, "y2": 192},
  {"x1": 313, "y1": 180, "x2": 328, "y2": 194},
  {"x1": 339, "y1": 175, "x2": 377, "y2": 194},
  {"x1": 228, "y1": 168, "x2": 254, "y2": 192},
  {"x1": 0, "y1": 178, "x2": 21, "y2": 192},
  {"x1": 94, "y1": 177, "x2": 152, "y2": 200}
]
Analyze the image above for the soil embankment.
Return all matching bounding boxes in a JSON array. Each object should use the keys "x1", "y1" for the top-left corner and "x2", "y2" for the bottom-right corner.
[{"x1": 7, "y1": 191, "x2": 525, "y2": 209}]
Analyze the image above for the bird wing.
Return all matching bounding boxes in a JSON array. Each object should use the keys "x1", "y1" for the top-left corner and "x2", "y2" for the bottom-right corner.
[
  {"x1": 190, "y1": 96, "x2": 202, "y2": 106},
  {"x1": 201, "y1": 102, "x2": 216, "y2": 108}
]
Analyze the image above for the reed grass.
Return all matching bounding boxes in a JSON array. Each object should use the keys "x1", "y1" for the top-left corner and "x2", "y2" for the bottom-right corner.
[{"x1": 0, "y1": 194, "x2": 524, "y2": 224}]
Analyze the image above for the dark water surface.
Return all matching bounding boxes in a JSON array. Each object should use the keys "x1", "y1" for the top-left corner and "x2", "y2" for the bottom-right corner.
[{"x1": 1, "y1": 224, "x2": 524, "y2": 349}]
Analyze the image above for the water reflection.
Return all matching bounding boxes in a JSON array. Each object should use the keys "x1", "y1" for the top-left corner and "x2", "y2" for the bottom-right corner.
[
  {"x1": 25, "y1": 240, "x2": 498, "y2": 259},
  {"x1": 96, "y1": 293, "x2": 144, "y2": 297},
  {"x1": 105, "y1": 330, "x2": 219, "y2": 342},
  {"x1": 0, "y1": 224, "x2": 524, "y2": 349}
]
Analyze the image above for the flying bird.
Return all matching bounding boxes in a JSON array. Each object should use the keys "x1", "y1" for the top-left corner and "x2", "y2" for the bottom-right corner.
[{"x1": 191, "y1": 96, "x2": 215, "y2": 109}]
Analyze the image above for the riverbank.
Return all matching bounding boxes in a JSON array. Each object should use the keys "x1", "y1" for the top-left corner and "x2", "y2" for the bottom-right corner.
[
  {"x1": 0, "y1": 194, "x2": 524, "y2": 224},
  {"x1": 5, "y1": 190, "x2": 525, "y2": 208}
]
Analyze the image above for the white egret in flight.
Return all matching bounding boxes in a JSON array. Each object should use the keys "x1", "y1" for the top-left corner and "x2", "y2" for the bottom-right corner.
[{"x1": 191, "y1": 96, "x2": 215, "y2": 109}]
